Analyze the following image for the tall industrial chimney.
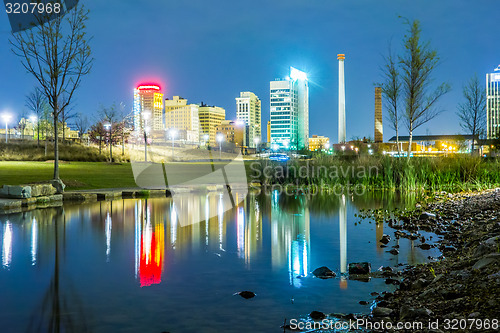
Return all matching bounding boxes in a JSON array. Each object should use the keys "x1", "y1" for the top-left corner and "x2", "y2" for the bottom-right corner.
[
  {"x1": 375, "y1": 86, "x2": 383, "y2": 143},
  {"x1": 338, "y1": 54, "x2": 346, "y2": 143}
]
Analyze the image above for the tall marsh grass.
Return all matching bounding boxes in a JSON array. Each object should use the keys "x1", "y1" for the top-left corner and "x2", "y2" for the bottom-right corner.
[{"x1": 247, "y1": 155, "x2": 500, "y2": 192}]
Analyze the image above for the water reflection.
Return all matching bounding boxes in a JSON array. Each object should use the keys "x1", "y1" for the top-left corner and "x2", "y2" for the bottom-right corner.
[
  {"x1": 2, "y1": 221, "x2": 12, "y2": 269},
  {"x1": 271, "y1": 191, "x2": 310, "y2": 287},
  {"x1": 0, "y1": 191, "x2": 433, "y2": 332},
  {"x1": 135, "y1": 200, "x2": 165, "y2": 287},
  {"x1": 339, "y1": 194, "x2": 348, "y2": 289}
]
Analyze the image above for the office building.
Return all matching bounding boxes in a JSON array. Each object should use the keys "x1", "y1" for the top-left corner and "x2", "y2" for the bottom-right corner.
[
  {"x1": 133, "y1": 84, "x2": 164, "y2": 134},
  {"x1": 308, "y1": 135, "x2": 330, "y2": 151},
  {"x1": 216, "y1": 120, "x2": 247, "y2": 148},
  {"x1": 487, "y1": 65, "x2": 500, "y2": 139},
  {"x1": 375, "y1": 86, "x2": 383, "y2": 143},
  {"x1": 164, "y1": 96, "x2": 200, "y2": 143},
  {"x1": 198, "y1": 103, "x2": 225, "y2": 145},
  {"x1": 236, "y1": 92, "x2": 261, "y2": 147},
  {"x1": 270, "y1": 67, "x2": 309, "y2": 150}
]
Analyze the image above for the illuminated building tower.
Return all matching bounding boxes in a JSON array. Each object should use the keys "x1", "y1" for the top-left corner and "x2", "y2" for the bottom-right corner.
[
  {"x1": 236, "y1": 92, "x2": 261, "y2": 147},
  {"x1": 164, "y1": 96, "x2": 200, "y2": 143},
  {"x1": 375, "y1": 86, "x2": 383, "y2": 143},
  {"x1": 338, "y1": 54, "x2": 346, "y2": 143},
  {"x1": 487, "y1": 65, "x2": 500, "y2": 139},
  {"x1": 308, "y1": 135, "x2": 330, "y2": 151},
  {"x1": 133, "y1": 84, "x2": 164, "y2": 134},
  {"x1": 270, "y1": 66, "x2": 309, "y2": 150},
  {"x1": 198, "y1": 103, "x2": 225, "y2": 146}
]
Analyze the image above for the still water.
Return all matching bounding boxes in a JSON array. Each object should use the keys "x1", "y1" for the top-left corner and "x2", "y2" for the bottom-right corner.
[{"x1": 0, "y1": 191, "x2": 439, "y2": 332}]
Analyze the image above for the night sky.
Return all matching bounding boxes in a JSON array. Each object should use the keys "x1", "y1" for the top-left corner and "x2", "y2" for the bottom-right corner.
[{"x1": 0, "y1": 0, "x2": 499, "y2": 142}]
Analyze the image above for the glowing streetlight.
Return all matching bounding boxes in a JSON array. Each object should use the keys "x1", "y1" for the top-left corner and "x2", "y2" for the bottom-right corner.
[
  {"x1": 169, "y1": 128, "x2": 177, "y2": 160},
  {"x1": 355, "y1": 147, "x2": 359, "y2": 154},
  {"x1": 2, "y1": 113, "x2": 12, "y2": 143},
  {"x1": 216, "y1": 133, "x2": 224, "y2": 159},
  {"x1": 341, "y1": 145, "x2": 345, "y2": 152},
  {"x1": 253, "y1": 137, "x2": 261, "y2": 154},
  {"x1": 324, "y1": 142, "x2": 330, "y2": 151}
]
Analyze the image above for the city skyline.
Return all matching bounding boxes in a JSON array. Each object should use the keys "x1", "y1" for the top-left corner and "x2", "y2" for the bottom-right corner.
[{"x1": 1, "y1": 0, "x2": 499, "y2": 142}]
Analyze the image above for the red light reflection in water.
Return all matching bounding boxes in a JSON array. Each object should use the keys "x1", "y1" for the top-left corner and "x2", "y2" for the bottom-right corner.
[{"x1": 139, "y1": 224, "x2": 164, "y2": 287}]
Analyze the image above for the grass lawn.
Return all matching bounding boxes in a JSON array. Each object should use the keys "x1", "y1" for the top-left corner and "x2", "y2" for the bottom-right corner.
[{"x1": 0, "y1": 161, "x2": 137, "y2": 191}]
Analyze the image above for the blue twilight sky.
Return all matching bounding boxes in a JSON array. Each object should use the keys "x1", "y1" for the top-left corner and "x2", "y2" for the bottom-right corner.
[{"x1": 0, "y1": 0, "x2": 499, "y2": 142}]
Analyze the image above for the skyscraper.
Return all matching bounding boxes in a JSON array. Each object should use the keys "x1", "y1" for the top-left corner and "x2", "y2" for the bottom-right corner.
[
  {"x1": 375, "y1": 86, "x2": 383, "y2": 143},
  {"x1": 236, "y1": 92, "x2": 261, "y2": 147},
  {"x1": 133, "y1": 84, "x2": 164, "y2": 134},
  {"x1": 164, "y1": 96, "x2": 200, "y2": 143},
  {"x1": 487, "y1": 65, "x2": 500, "y2": 139},
  {"x1": 198, "y1": 104, "x2": 225, "y2": 145},
  {"x1": 269, "y1": 67, "x2": 309, "y2": 150}
]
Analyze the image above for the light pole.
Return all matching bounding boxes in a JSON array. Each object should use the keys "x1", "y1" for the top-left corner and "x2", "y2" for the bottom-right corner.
[
  {"x1": 104, "y1": 123, "x2": 112, "y2": 162},
  {"x1": 169, "y1": 128, "x2": 177, "y2": 160},
  {"x1": 253, "y1": 137, "x2": 260, "y2": 153},
  {"x1": 216, "y1": 133, "x2": 224, "y2": 160},
  {"x1": 2, "y1": 113, "x2": 12, "y2": 144},
  {"x1": 143, "y1": 112, "x2": 150, "y2": 162}
]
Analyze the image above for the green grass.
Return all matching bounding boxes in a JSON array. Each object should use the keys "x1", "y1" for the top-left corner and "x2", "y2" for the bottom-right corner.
[{"x1": 0, "y1": 161, "x2": 137, "y2": 191}]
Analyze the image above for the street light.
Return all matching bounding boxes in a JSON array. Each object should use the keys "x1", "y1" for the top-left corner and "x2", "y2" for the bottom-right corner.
[
  {"x1": 253, "y1": 137, "x2": 260, "y2": 153},
  {"x1": 169, "y1": 128, "x2": 177, "y2": 160},
  {"x1": 104, "y1": 123, "x2": 112, "y2": 162},
  {"x1": 142, "y1": 112, "x2": 150, "y2": 162},
  {"x1": 216, "y1": 133, "x2": 224, "y2": 159},
  {"x1": 2, "y1": 113, "x2": 12, "y2": 143}
]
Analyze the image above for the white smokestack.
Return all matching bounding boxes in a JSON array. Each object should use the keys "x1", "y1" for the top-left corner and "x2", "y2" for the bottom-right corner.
[{"x1": 338, "y1": 54, "x2": 346, "y2": 143}]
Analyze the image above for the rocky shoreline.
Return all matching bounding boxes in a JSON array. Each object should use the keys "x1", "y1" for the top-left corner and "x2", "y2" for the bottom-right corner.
[{"x1": 361, "y1": 189, "x2": 500, "y2": 332}]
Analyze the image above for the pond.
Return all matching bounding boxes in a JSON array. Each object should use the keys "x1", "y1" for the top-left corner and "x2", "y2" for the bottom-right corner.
[{"x1": 0, "y1": 190, "x2": 441, "y2": 332}]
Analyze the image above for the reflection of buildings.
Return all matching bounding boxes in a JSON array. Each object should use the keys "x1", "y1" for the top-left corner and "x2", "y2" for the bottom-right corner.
[
  {"x1": 135, "y1": 201, "x2": 165, "y2": 287},
  {"x1": 236, "y1": 194, "x2": 262, "y2": 267},
  {"x1": 270, "y1": 191, "x2": 310, "y2": 287}
]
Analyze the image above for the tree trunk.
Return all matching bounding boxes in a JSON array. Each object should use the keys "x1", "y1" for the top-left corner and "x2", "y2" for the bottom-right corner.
[
  {"x1": 53, "y1": 113, "x2": 60, "y2": 180},
  {"x1": 37, "y1": 120, "x2": 40, "y2": 148},
  {"x1": 396, "y1": 126, "x2": 400, "y2": 154},
  {"x1": 407, "y1": 129, "x2": 413, "y2": 160}
]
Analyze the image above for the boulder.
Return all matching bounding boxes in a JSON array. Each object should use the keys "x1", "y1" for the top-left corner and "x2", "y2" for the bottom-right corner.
[
  {"x1": 310, "y1": 311, "x2": 326, "y2": 320},
  {"x1": 372, "y1": 307, "x2": 393, "y2": 317},
  {"x1": 379, "y1": 234, "x2": 391, "y2": 244},
  {"x1": 234, "y1": 291, "x2": 256, "y2": 299},
  {"x1": 419, "y1": 212, "x2": 436, "y2": 220},
  {"x1": 0, "y1": 185, "x2": 9, "y2": 197},
  {"x1": 8, "y1": 185, "x2": 31, "y2": 199},
  {"x1": 50, "y1": 179, "x2": 66, "y2": 194},
  {"x1": 348, "y1": 262, "x2": 371, "y2": 275},
  {"x1": 30, "y1": 184, "x2": 57, "y2": 197},
  {"x1": 312, "y1": 266, "x2": 336, "y2": 279}
]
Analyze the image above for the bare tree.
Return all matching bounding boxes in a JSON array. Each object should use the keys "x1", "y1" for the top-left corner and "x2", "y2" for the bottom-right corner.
[
  {"x1": 379, "y1": 43, "x2": 401, "y2": 153},
  {"x1": 399, "y1": 19, "x2": 450, "y2": 158},
  {"x1": 59, "y1": 96, "x2": 76, "y2": 143},
  {"x1": 26, "y1": 88, "x2": 46, "y2": 147},
  {"x1": 10, "y1": 5, "x2": 93, "y2": 180},
  {"x1": 73, "y1": 113, "x2": 90, "y2": 144},
  {"x1": 457, "y1": 74, "x2": 486, "y2": 154}
]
